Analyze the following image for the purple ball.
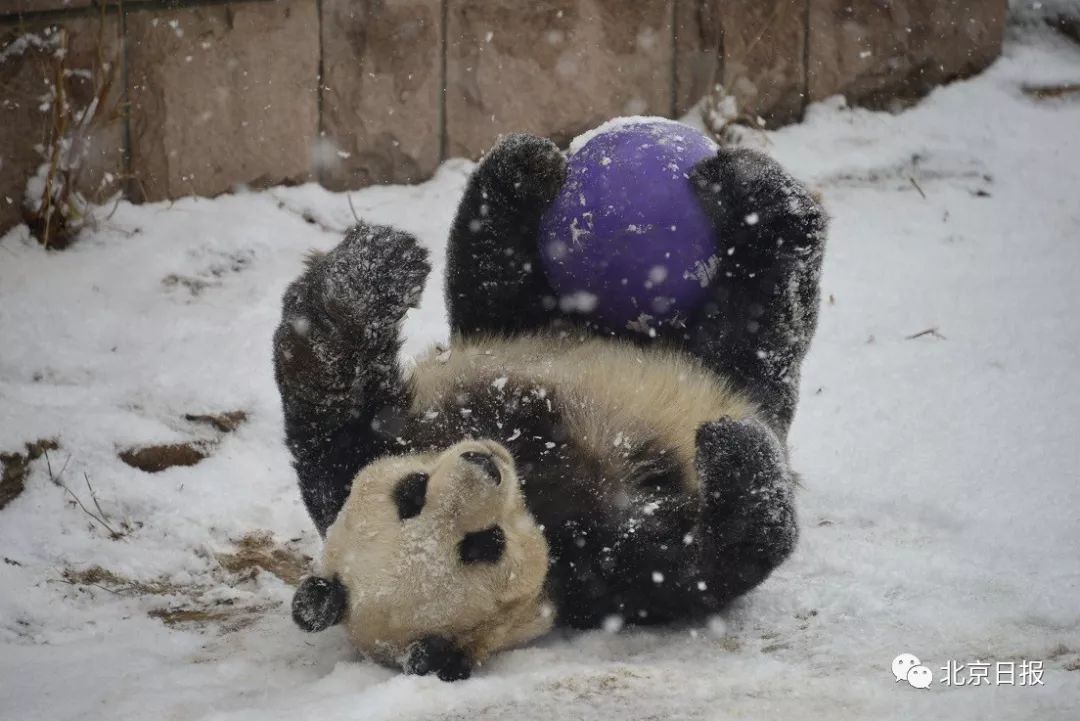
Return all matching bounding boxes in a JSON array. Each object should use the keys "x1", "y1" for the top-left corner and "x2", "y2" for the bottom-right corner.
[{"x1": 539, "y1": 118, "x2": 719, "y2": 332}]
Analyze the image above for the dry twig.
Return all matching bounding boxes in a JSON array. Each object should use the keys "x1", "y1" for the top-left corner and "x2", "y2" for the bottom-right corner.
[
  {"x1": 44, "y1": 447, "x2": 125, "y2": 539},
  {"x1": 23, "y1": 6, "x2": 125, "y2": 248},
  {"x1": 905, "y1": 327, "x2": 946, "y2": 340},
  {"x1": 346, "y1": 193, "x2": 361, "y2": 224},
  {"x1": 60, "y1": 472, "x2": 123, "y2": 539},
  {"x1": 909, "y1": 177, "x2": 927, "y2": 199}
]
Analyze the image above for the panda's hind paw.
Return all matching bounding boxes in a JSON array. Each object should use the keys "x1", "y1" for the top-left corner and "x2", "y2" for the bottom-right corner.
[
  {"x1": 695, "y1": 417, "x2": 785, "y2": 496},
  {"x1": 402, "y1": 636, "x2": 474, "y2": 682},
  {"x1": 694, "y1": 417, "x2": 798, "y2": 579}
]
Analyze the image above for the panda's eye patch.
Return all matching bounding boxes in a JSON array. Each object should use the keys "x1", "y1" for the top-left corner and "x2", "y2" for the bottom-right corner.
[
  {"x1": 394, "y1": 472, "x2": 429, "y2": 520},
  {"x1": 458, "y1": 526, "x2": 506, "y2": 565}
]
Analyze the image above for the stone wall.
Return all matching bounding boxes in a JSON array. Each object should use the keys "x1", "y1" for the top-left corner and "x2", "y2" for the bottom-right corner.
[
  {"x1": 125, "y1": 1, "x2": 319, "y2": 201},
  {"x1": 319, "y1": 0, "x2": 442, "y2": 190},
  {"x1": 0, "y1": 0, "x2": 1007, "y2": 235},
  {"x1": 807, "y1": 0, "x2": 1008, "y2": 106}
]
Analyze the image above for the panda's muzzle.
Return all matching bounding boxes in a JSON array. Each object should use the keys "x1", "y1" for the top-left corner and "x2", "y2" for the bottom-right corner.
[{"x1": 460, "y1": 451, "x2": 501, "y2": 486}]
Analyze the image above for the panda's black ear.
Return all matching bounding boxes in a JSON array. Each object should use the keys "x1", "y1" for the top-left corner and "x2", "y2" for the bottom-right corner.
[{"x1": 292, "y1": 575, "x2": 348, "y2": 632}]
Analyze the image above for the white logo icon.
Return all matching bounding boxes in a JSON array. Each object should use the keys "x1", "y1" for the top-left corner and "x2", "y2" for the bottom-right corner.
[
  {"x1": 907, "y1": 665, "x2": 933, "y2": 689},
  {"x1": 892, "y1": 653, "x2": 921, "y2": 683}
]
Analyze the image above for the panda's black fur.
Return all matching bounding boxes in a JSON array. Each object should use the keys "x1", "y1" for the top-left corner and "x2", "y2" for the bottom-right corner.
[{"x1": 275, "y1": 133, "x2": 826, "y2": 679}]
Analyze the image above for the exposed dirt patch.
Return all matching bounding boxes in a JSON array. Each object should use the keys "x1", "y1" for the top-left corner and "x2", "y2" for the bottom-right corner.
[
  {"x1": 216, "y1": 531, "x2": 312, "y2": 586},
  {"x1": 118, "y1": 412, "x2": 247, "y2": 473},
  {"x1": 205, "y1": 250, "x2": 254, "y2": 277},
  {"x1": 58, "y1": 531, "x2": 306, "y2": 634},
  {"x1": 59, "y1": 565, "x2": 259, "y2": 634},
  {"x1": 147, "y1": 605, "x2": 264, "y2": 633},
  {"x1": 184, "y1": 410, "x2": 248, "y2": 434},
  {"x1": 148, "y1": 607, "x2": 231, "y2": 625},
  {"x1": 1022, "y1": 83, "x2": 1080, "y2": 100},
  {"x1": 1043, "y1": 644, "x2": 1080, "y2": 672},
  {"x1": 0, "y1": 439, "x2": 59, "y2": 510},
  {"x1": 118, "y1": 443, "x2": 208, "y2": 473},
  {"x1": 161, "y1": 274, "x2": 213, "y2": 297},
  {"x1": 545, "y1": 667, "x2": 652, "y2": 700},
  {"x1": 61, "y1": 566, "x2": 182, "y2": 596},
  {"x1": 1048, "y1": 643, "x2": 1072, "y2": 659},
  {"x1": 161, "y1": 250, "x2": 255, "y2": 300}
]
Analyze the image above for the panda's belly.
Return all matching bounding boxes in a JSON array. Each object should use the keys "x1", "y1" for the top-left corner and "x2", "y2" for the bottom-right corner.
[
  {"x1": 404, "y1": 333, "x2": 757, "y2": 627},
  {"x1": 404, "y1": 360, "x2": 680, "y2": 522},
  {"x1": 407, "y1": 332, "x2": 756, "y2": 495}
]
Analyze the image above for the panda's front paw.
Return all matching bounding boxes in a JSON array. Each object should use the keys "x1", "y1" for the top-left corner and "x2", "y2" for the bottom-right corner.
[
  {"x1": 690, "y1": 147, "x2": 824, "y2": 262},
  {"x1": 318, "y1": 222, "x2": 430, "y2": 334},
  {"x1": 481, "y1": 133, "x2": 567, "y2": 205},
  {"x1": 691, "y1": 147, "x2": 791, "y2": 211},
  {"x1": 402, "y1": 636, "x2": 474, "y2": 682}
]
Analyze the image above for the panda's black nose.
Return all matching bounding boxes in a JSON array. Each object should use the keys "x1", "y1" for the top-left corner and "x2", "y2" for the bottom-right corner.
[{"x1": 461, "y1": 451, "x2": 501, "y2": 486}]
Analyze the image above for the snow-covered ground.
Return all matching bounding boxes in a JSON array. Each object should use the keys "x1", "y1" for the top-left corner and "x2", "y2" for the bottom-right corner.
[{"x1": 2, "y1": 26, "x2": 1079, "y2": 721}]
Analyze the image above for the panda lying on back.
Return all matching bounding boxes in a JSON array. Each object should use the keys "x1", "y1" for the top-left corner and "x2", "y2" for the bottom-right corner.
[{"x1": 273, "y1": 134, "x2": 826, "y2": 681}]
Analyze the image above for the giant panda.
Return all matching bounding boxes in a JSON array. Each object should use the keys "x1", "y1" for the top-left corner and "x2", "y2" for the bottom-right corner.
[{"x1": 272, "y1": 133, "x2": 826, "y2": 681}]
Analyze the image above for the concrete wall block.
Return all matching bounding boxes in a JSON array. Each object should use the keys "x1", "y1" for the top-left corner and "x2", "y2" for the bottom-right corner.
[
  {"x1": 445, "y1": 0, "x2": 675, "y2": 159},
  {"x1": 0, "y1": 12, "x2": 125, "y2": 233},
  {"x1": 126, "y1": 0, "x2": 319, "y2": 202},
  {"x1": 1, "y1": 0, "x2": 1012, "y2": 232},
  {"x1": 674, "y1": 0, "x2": 721, "y2": 117},
  {"x1": 0, "y1": 2, "x2": 191, "y2": 17},
  {"x1": 808, "y1": 0, "x2": 1007, "y2": 105},
  {"x1": 718, "y1": 0, "x2": 808, "y2": 127},
  {"x1": 0, "y1": 1, "x2": 96, "y2": 15},
  {"x1": 319, "y1": 0, "x2": 441, "y2": 191}
]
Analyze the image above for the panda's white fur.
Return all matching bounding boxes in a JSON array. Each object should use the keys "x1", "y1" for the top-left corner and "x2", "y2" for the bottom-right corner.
[
  {"x1": 410, "y1": 333, "x2": 756, "y2": 495},
  {"x1": 322, "y1": 440, "x2": 551, "y2": 665},
  {"x1": 320, "y1": 331, "x2": 757, "y2": 664}
]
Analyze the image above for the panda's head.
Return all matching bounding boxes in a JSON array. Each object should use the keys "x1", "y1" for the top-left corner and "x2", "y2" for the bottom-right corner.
[{"x1": 291, "y1": 439, "x2": 552, "y2": 680}]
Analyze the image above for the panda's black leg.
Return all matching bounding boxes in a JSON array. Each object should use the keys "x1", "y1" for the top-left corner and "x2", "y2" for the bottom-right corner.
[
  {"x1": 446, "y1": 133, "x2": 568, "y2": 337},
  {"x1": 273, "y1": 222, "x2": 430, "y2": 534},
  {"x1": 687, "y1": 148, "x2": 827, "y2": 437},
  {"x1": 691, "y1": 418, "x2": 797, "y2": 609}
]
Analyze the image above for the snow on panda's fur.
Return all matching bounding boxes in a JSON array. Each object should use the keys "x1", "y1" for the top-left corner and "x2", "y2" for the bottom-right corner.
[
  {"x1": 324, "y1": 335, "x2": 759, "y2": 669},
  {"x1": 275, "y1": 134, "x2": 826, "y2": 681}
]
